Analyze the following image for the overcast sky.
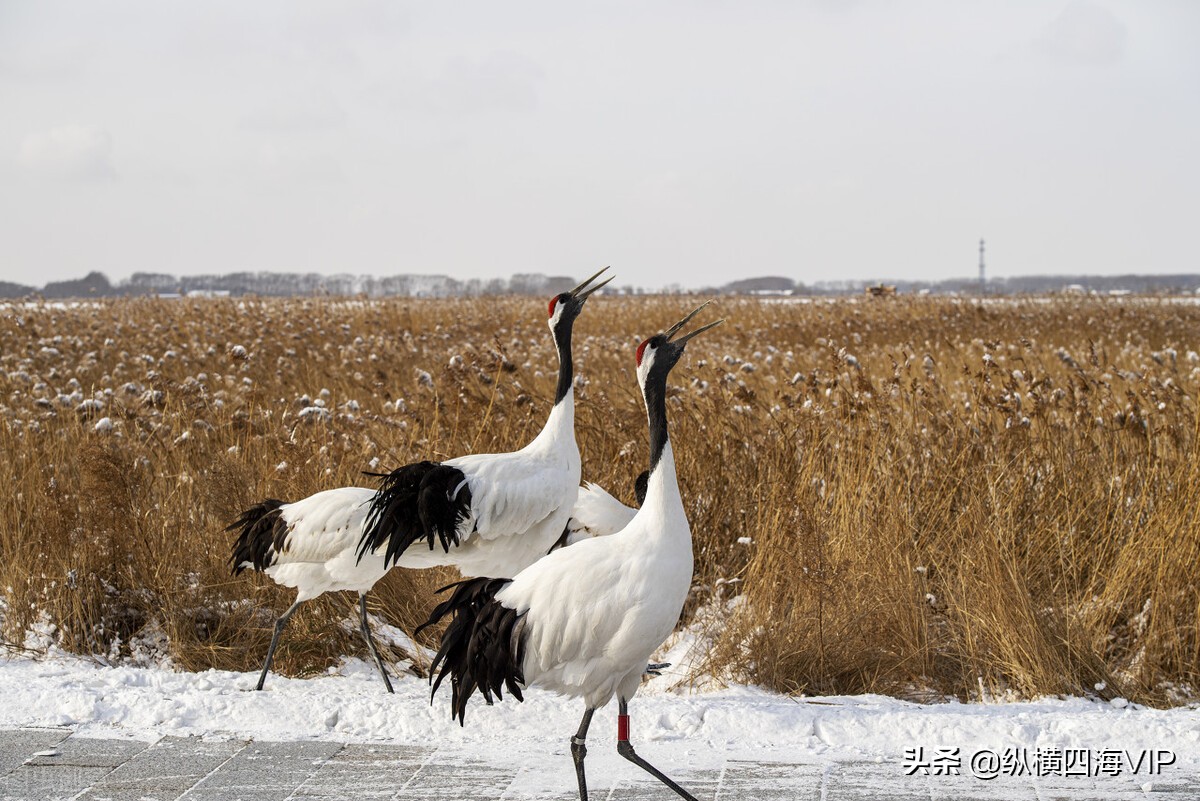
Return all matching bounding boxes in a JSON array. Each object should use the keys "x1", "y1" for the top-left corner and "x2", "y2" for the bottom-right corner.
[{"x1": 1, "y1": 1, "x2": 1197, "y2": 289}]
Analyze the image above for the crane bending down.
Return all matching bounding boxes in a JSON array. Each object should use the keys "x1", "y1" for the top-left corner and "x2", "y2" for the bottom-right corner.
[
  {"x1": 418, "y1": 303, "x2": 722, "y2": 801},
  {"x1": 227, "y1": 268, "x2": 612, "y2": 692}
]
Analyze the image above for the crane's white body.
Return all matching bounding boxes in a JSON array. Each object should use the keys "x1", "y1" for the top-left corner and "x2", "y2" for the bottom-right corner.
[
  {"x1": 562, "y1": 481, "x2": 638, "y2": 547},
  {"x1": 402, "y1": 394, "x2": 580, "y2": 576},
  {"x1": 258, "y1": 487, "x2": 385, "y2": 602},
  {"x1": 245, "y1": 392, "x2": 581, "y2": 594},
  {"x1": 499, "y1": 443, "x2": 692, "y2": 710}
]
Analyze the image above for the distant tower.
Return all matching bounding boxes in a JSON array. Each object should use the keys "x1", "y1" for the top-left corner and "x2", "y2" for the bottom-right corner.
[{"x1": 978, "y1": 238, "x2": 986, "y2": 296}]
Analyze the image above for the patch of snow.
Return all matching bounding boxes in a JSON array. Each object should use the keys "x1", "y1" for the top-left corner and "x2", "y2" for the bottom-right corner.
[
  {"x1": 1, "y1": 647, "x2": 1197, "y2": 779},
  {"x1": 298, "y1": 406, "x2": 332, "y2": 423}
]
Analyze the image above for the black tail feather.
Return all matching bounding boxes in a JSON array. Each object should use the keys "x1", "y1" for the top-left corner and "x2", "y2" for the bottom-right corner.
[
  {"x1": 227, "y1": 499, "x2": 288, "y2": 574},
  {"x1": 417, "y1": 577, "x2": 526, "y2": 725},
  {"x1": 358, "y1": 461, "x2": 473, "y2": 567}
]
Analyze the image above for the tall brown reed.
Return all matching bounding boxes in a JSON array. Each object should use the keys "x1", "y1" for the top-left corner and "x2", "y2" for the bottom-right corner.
[{"x1": 1, "y1": 295, "x2": 1197, "y2": 705}]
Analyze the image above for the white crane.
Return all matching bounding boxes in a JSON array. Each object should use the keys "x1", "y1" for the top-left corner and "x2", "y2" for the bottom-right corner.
[
  {"x1": 418, "y1": 303, "x2": 721, "y2": 801},
  {"x1": 227, "y1": 268, "x2": 612, "y2": 692},
  {"x1": 551, "y1": 472, "x2": 670, "y2": 680},
  {"x1": 227, "y1": 498, "x2": 397, "y2": 691}
]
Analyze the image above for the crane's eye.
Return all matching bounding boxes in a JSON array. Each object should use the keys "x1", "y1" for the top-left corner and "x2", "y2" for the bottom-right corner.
[
  {"x1": 636, "y1": 338, "x2": 651, "y2": 366},
  {"x1": 548, "y1": 294, "x2": 570, "y2": 318}
]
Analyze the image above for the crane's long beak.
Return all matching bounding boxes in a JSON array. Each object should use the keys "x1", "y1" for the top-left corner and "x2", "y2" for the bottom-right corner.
[
  {"x1": 664, "y1": 300, "x2": 722, "y2": 344},
  {"x1": 672, "y1": 317, "x2": 724, "y2": 345},
  {"x1": 570, "y1": 266, "x2": 613, "y2": 301}
]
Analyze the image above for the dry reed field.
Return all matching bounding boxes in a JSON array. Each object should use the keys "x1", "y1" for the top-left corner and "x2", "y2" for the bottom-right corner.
[{"x1": 1, "y1": 294, "x2": 1198, "y2": 706}]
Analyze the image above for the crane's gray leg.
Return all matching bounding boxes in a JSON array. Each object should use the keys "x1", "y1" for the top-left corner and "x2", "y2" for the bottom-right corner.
[
  {"x1": 256, "y1": 600, "x2": 302, "y2": 691},
  {"x1": 616, "y1": 698, "x2": 699, "y2": 801},
  {"x1": 570, "y1": 707, "x2": 595, "y2": 801},
  {"x1": 358, "y1": 593, "x2": 395, "y2": 694}
]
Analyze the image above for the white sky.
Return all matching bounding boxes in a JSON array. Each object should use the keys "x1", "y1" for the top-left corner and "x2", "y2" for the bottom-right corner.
[{"x1": 1, "y1": 1, "x2": 1197, "y2": 288}]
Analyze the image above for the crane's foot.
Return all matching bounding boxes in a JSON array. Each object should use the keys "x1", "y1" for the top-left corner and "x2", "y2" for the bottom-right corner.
[
  {"x1": 617, "y1": 740, "x2": 699, "y2": 801},
  {"x1": 616, "y1": 706, "x2": 698, "y2": 801},
  {"x1": 644, "y1": 662, "x2": 671, "y2": 677},
  {"x1": 254, "y1": 600, "x2": 302, "y2": 691}
]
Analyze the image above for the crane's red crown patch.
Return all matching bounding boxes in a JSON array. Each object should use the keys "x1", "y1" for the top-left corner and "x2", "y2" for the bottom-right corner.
[{"x1": 636, "y1": 339, "x2": 650, "y2": 367}]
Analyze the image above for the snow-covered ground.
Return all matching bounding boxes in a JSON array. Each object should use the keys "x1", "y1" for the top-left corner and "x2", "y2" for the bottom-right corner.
[{"x1": 2, "y1": 647, "x2": 1198, "y2": 779}]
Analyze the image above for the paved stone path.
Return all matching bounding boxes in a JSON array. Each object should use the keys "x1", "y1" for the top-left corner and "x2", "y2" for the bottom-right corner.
[{"x1": 0, "y1": 728, "x2": 1194, "y2": 800}]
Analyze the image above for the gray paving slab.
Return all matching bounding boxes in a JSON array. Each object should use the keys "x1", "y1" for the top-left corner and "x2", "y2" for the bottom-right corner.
[
  {"x1": 0, "y1": 764, "x2": 113, "y2": 801},
  {"x1": 826, "y1": 761, "x2": 933, "y2": 801},
  {"x1": 0, "y1": 735, "x2": 150, "y2": 801},
  {"x1": 1031, "y1": 775, "x2": 1191, "y2": 801},
  {"x1": 716, "y1": 760, "x2": 823, "y2": 801},
  {"x1": 1, "y1": 730, "x2": 1197, "y2": 801},
  {"x1": 396, "y1": 754, "x2": 523, "y2": 800},
  {"x1": 926, "y1": 772, "x2": 1031, "y2": 801},
  {"x1": 921, "y1": 762, "x2": 1041, "y2": 800},
  {"x1": 25, "y1": 736, "x2": 149, "y2": 769},
  {"x1": 1135, "y1": 775, "x2": 1200, "y2": 798},
  {"x1": 0, "y1": 728, "x2": 72, "y2": 777},
  {"x1": 76, "y1": 736, "x2": 246, "y2": 801},
  {"x1": 180, "y1": 740, "x2": 344, "y2": 801},
  {"x1": 604, "y1": 767, "x2": 715, "y2": 801},
  {"x1": 291, "y1": 743, "x2": 434, "y2": 800}
]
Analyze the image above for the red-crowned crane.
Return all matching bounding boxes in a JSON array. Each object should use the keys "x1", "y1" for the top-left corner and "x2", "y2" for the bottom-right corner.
[
  {"x1": 227, "y1": 268, "x2": 612, "y2": 692},
  {"x1": 550, "y1": 472, "x2": 671, "y2": 681},
  {"x1": 418, "y1": 303, "x2": 721, "y2": 801}
]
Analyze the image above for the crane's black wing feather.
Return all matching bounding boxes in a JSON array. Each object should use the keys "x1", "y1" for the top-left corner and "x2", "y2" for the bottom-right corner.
[
  {"x1": 227, "y1": 499, "x2": 288, "y2": 574},
  {"x1": 357, "y1": 461, "x2": 473, "y2": 566},
  {"x1": 416, "y1": 577, "x2": 526, "y2": 725}
]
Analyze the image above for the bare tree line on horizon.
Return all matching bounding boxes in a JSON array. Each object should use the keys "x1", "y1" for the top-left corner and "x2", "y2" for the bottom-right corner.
[{"x1": 3, "y1": 269, "x2": 1198, "y2": 301}]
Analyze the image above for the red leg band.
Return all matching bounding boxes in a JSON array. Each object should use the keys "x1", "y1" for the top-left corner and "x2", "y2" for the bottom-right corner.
[{"x1": 617, "y1": 714, "x2": 630, "y2": 741}]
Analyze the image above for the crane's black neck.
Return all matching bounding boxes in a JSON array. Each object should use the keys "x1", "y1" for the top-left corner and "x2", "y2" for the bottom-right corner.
[
  {"x1": 642, "y1": 365, "x2": 670, "y2": 474},
  {"x1": 553, "y1": 321, "x2": 573, "y2": 406}
]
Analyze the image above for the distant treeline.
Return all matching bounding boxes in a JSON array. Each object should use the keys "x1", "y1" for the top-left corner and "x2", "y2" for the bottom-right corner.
[
  {"x1": 2, "y1": 270, "x2": 1198, "y2": 300},
  {"x1": 723, "y1": 274, "x2": 1200, "y2": 296},
  {"x1": 0, "y1": 271, "x2": 583, "y2": 300}
]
